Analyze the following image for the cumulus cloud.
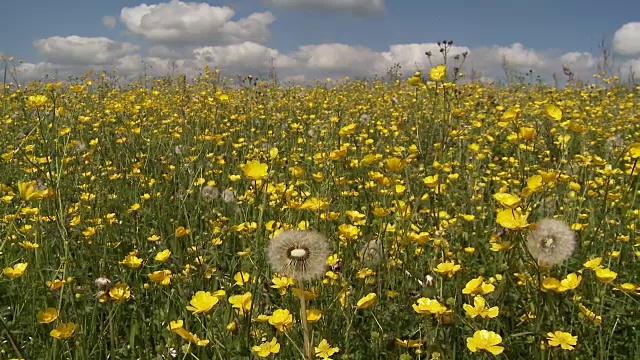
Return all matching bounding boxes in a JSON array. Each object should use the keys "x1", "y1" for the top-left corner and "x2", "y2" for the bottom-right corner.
[
  {"x1": 613, "y1": 22, "x2": 640, "y2": 56},
  {"x1": 120, "y1": 1, "x2": 274, "y2": 44},
  {"x1": 292, "y1": 43, "x2": 386, "y2": 75},
  {"x1": 194, "y1": 41, "x2": 296, "y2": 73},
  {"x1": 265, "y1": 0, "x2": 384, "y2": 16},
  {"x1": 102, "y1": 15, "x2": 117, "y2": 29},
  {"x1": 33, "y1": 36, "x2": 139, "y2": 66},
  {"x1": 21, "y1": 32, "x2": 601, "y2": 84}
]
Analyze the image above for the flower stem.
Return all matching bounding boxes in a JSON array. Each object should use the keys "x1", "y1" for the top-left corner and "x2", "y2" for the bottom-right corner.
[{"x1": 298, "y1": 281, "x2": 312, "y2": 360}]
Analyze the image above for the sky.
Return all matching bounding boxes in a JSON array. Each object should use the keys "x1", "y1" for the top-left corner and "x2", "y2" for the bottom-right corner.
[{"x1": 1, "y1": 0, "x2": 640, "y2": 83}]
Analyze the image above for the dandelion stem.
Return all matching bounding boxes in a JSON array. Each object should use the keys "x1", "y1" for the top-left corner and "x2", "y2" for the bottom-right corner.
[{"x1": 297, "y1": 281, "x2": 312, "y2": 360}]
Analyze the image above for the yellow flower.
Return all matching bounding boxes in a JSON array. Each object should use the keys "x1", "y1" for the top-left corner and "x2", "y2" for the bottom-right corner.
[
  {"x1": 356, "y1": 293, "x2": 377, "y2": 309},
  {"x1": 19, "y1": 241, "x2": 39, "y2": 249},
  {"x1": 395, "y1": 338, "x2": 423, "y2": 348},
  {"x1": 520, "y1": 127, "x2": 536, "y2": 140},
  {"x1": 108, "y1": 282, "x2": 131, "y2": 301},
  {"x1": 339, "y1": 123, "x2": 357, "y2": 136},
  {"x1": 175, "y1": 226, "x2": 190, "y2": 238},
  {"x1": 186, "y1": 291, "x2": 220, "y2": 314},
  {"x1": 595, "y1": 267, "x2": 617, "y2": 283},
  {"x1": 492, "y1": 193, "x2": 521, "y2": 208},
  {"x1": 300, "y1": 197, "x2": 330, "y2": 211},
  {"x1": 462, "y1": 276, "x2": 495, "y2": 296},
  {"x1": 154, "y1": 249, "x2": 171, "y2": 262},
  {"x1": 547, "y1": 331, "x2": 577, "y2": 350},
  {"x1": 578, "y1": 304, "x2": 602, "y2": 325},
  {"x1": 268, "y1": 309, "x2": 294, "y2": 332},
  {"x1": 545, "y1": 104, "x2": 563, "y2": 120},
  {"x1": 234, "y1": 271, "x2": 251, "y2": 286},
  {"x1": 384, "y1": 157, "x2": 405, "y2": 172},
  {"x1": 306, "y1": 309, "x2": 322, "y2": 322},
  {"x1": 629, "y1": 142, "x2": 640, "y2": 158},
  {"x1": 252, "y1": 337, "x2": 280, "y2": 357},
  {"x1": 271, "y1": 275, "x2": 295, "y2": 295},
  {"x1": 37, "y1": 308, "x2": 59, "y2": 324},
  {"x1": 50, "y1": 322, "x2": 77, "y2": 339},
  {"x1": 26, "y1": 95, "x2": 49, "y2": 107},
  {"x1": 466, "y1": 330, "x2": 504, "y2": 355},
  {"x1": 556, "y1": 273, "x2": 581, "y2": 292},
  {"x1": 18, "y1": 181, "x2": 45, "y2": 201},
  {"x1": 3, "y1": 263, "x2": 28, "y2": 279},
  {"x1": 243, "y1": 160, "x2": 268, "y2": 180},
  {"x1": 463, "y1": 296, "x2": 499, "y2": 319},
  {"x1": 119, "y1": 254, "x2": 143, "y2": 269},
  {"x1": 46, "y1": 279, "x2": 66, "y2": 290},
  {"x1": 434, "y1": 260, "x2": 462, "y2": 277},
  {"x1": 496, "y1": 208, "x2": 529, "y2": 229},
  {"x1": 229, "y1": 292, "x2": 252, "y2": 315},
  {"x1": 583, "y1": 257, "x2": 602, "y2": 270},
  {"x1": 429, "y1": 65, "x2": 447, "y2": 81},
  {"x1": 148, "y1": 270, "x2": 172, "y2": 285},
  {"x1": 172, "y1": 327, "x2": 209, "y2": 346},
  {"x1": 413, "y1": 297, "x2": 448, "y2": 315},
  {"x1": 315, "y1": 338, "x2": 340, "y2": 359}
]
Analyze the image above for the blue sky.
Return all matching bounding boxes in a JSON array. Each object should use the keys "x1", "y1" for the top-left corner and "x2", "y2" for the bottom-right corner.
[{"x1": 1, "y1": 0, "x2": 639, "y2": 82}]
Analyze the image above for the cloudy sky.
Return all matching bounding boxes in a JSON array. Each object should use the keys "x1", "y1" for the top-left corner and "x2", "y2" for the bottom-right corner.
[{"x1": 1, "y1": 0, "x2": 640, "y2": 83}]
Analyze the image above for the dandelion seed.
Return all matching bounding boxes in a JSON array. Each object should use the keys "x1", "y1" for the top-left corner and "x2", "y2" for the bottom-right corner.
[
  {"x1": 526, "y1": 218, "x2": 576, "y2": 267},
  {"x1": 267, "y1": 229, "x2": 331, "y2": 282}
]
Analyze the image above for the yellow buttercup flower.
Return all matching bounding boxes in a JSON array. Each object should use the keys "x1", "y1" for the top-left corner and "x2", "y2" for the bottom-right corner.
[
  {"x1": 229, "y1": 292, "x2": 252, "y2": 315},
  {"x1": 268, "y1": 309, "x2": 293, "y2": 332},
  {"x1": 50, "y1": 322, "x2": 77, "y2": 339},
  {"x1": 315, "y1": 339, "x2": 340, "y2": 359},
  {"x1": 466, "y1": 330, "x2": 504, "y2": 355},
  {"x1": 547, "y1": 331, "x2": 577, "y2": 350},
  {"x1": 37, "y1": 308, "x2": 59, "y2": 324},
  {"x1": 496, "y1": 208, "x2": 529, "y2": 229},
  {"x1": 186, "y1": 291, "x2": 220, "y2": 314},
  {"x1": 252, "y1": 337, "x2": 280, "y2": 357},
  {"x1": 356, "y1": 293, "x2": 377, "y2": 309},
  {"x1": 18, "y1": 181, "x2": 45, "y2": 201},
  {"x1": 3, "y1": 263, "x2": 28, "y2": 279},
  {"x1": 429, "y1": 65, "x2": 447, "y2": 81},
  {"x1": 545, "y1": 104, "x2": 563, "y2": 120},
  {"x1": 243, "y1": 160, "x2": 268, "y2": 180}
]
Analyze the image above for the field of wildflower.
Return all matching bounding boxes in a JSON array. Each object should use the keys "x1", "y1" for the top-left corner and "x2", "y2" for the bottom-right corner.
[{"x1": 1, "y1": 57, "x2": 639, "y2": 360}]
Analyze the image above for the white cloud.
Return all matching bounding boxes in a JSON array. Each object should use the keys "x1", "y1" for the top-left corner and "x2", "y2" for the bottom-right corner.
[
  {"x1": 494, "y1": 43, "x2": 547, "y2": 68},
  {"x1": 381, "y1": 43, "x2": 471, "y2": 72},
  {"x1": 120, "y1": 1, "x2": 274, "y2": 44},
  {"x1": 620, "y1": 57, "x2": 640, "y2": 80},
  {"x1": 33, "y1": 36, "x2": 139, "y2": 66},
  {"x1": 22, "y1": 32, "x2": 602, "y2": 84},
  {"x1": 292, "y1": 43, "x2": 386, "y2": 75},
  {"x1": 194, "y1": 41, "x2": 296, "y2": 73},
  {"x1": 266, "y1": 0, "x2": 384, "y2": 16},
  {"x1": 148, "y1": 45, "x2": 185, "y2": 59},
  {"x1": 613, "y1": 22, "x2": 640, "y2": 56},
  {"x1": 102, "y1": 15, "x2": 117, "y2": 29}
]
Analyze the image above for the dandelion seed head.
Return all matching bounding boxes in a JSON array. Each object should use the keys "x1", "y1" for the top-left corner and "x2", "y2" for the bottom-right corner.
[
  {"x1": 527, "y1": 218, "x2": 577, "y2": 267},
  {"x1": 267, "y1": 229, "x2": 331, "y2": 282},
  {"x1": 221, "y1": 189, "x2": 236, "y2": 203},
  {"x1": 201, "y1": 185, "x2": 219, "y2": 202},
  {"x1": 359, "y1": 238, "x2": 383, "y2": 267}
]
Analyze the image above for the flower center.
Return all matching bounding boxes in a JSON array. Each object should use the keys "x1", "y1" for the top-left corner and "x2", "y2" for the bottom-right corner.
[
  {"x1": 289, "y1": 248, "x2": 308, "y2": 259},
  {"x1": 541, "y1": 237, "x2": 555, "y2": 252}
]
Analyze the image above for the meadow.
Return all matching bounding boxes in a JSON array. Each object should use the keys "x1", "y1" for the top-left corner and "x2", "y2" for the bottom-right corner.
[{"x1": 0, "y1": 59, "x2": 639, "y2": 359}]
